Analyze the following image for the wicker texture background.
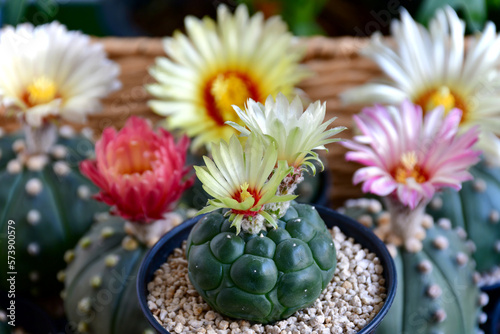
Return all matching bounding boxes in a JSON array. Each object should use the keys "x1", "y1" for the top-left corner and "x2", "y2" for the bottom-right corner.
[{"x1": 0, "y1": 36, "x2": 382, "y2": 207}]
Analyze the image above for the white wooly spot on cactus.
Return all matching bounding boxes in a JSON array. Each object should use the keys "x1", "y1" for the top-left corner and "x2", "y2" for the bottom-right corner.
[
  {"x1": 433, "y1": 236, "x2": 449, "y2": 250},
  {"x1": 430, "y1": 196, "x2": 443, "y2": 210},
  {"x1": 404, "y1": 237, "x2": 422, "y2": 253},
  {"x1": 57, "y1": 270, "x2": 66, "y2": 282},
  {"x1": 437, "y1": 218, "x2": 452, "y2": 230},
  {"x1": 59, "y1": 125, "x2": 75, "y2": 138},
  {"x1": 81, "y1": 127, "x2": 94, "y2": 140},
  {"x1": 455, "y1": 252, "x2": 468, "y2": 266},
  {"x1": 490, "y1": 210, "x2": 500, "y2": 224},
  {"x1": 368, "y1": 199, "x2": 382, "y2": 213},
  {"x1": 53, "y1": 161, "x2": 71, "y2": 176},
  {"x1": 418, "y1": 259, "x2": 433, "y2": 274},
  {"x1": 77, "y1": 321, "x2": 89, "y2": 333},
  {"x1": 0, "y1": 310, "x2": 6, "y2": 322},
  {"x1": 26, "y1": 154, "x2": 49, "y2": 171},
  {"x1": 433, "y1": 309, "x2": 447, "y2": 323},
  {"x1": 29, "y1": 271, "x2": 39, "y2": 282},
  {"x1": 77, "y1": 185, "x2": 91, "y2": 200},
  {"x1": 473, "y1": 179, "x2": 487, "y2": 192},
  {"x1": 426, "y1": 284, "x2": 442, "y2": 299},
  {"x1": 386, "y1": 244, "x2": 398, "y2": 258},
  {"x1": 466, "y1": 240, "x2": 477, "y2": 253},
  {"x1": 78, "y1": 297, "x2": 92, "y2": 314},
  {"x1": 421, "y1": 214, "x2": 434, "y2": 229},
  {"x1": 377, "y1": 211, "x2": 391, "y2": 226},
  {"x1": 478, "y1": 312, "x2": 488, "y2": 324},
  {"x1": 455, "y1": 227, "x2": 467, "y2": 240},
  {"x1": 94, "y1": 212, "x2": 110, "y2": 222},
  {"x1": 494, "y1": 240, "x2": 500, "y2": 253},
  {"x1": 479, "y1": 292, "x2": 489, "y2": 307},
  {"x1": 12, "y1": 139, "x2": 25, "y2": 153},
  {"x1": 105, "y1": 254, "x2": 120, "y2": 267},
  {"x1": 7, "y1": 159, "x2": 22, "y2": 174},
  {"x1": 25, "y1": 178, "x2": 43, "y2": 196},
  {"x1": 27, "y1": 209, "x2": 41, "y2": 225},
  {"x1": 90, "y1": 275, "x2": 102, "y2": 288},
  {"x1": 27, "y1": 242, "x2": 40, "y2": 256},
  {"x1": 50, "y1": 144, "x2": 68, "y2": 160},
  {"x1": 122, "y1": 236, "x2": 139, "y2": 251},
  {"x1": 473, "y1": 272, "x2": 482, "y2": 284},
  {"x1": 100, "y1": 227, "x2": 114, "y2": 239},
  {"x1": 64, "y1": 250, "x2": 75, "y2": 263},
  {"x1": 358, "y1": 214, "x2": 373, "y2": 228}
]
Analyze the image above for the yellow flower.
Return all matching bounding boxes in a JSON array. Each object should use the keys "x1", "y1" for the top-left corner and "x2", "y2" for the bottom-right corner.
[
  {"x1": 147, "y1": 5, "x2": 310, "y2": 150},
  {"x1": 195, "y1": 134, "x2": 294, "y2": 234}
]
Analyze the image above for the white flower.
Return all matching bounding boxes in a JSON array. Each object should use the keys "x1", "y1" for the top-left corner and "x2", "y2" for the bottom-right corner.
[
  {"x1": 341, "y1": 7, "x2": 500, "y2": 164},
  {"x1": 147, "y1": 5, "x2": 310, "y2": 150},
  {"x1": 195, "y1": 134, "x2": 295, "y2": 235},
  {"x1": 0, "y1": 22, "x2": 121, "y2": 127},
  {"x1": 229, "y1": 93, "x2": 346, "y2": 173}
]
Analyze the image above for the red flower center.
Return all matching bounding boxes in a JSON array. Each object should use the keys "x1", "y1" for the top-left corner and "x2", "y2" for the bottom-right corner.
[
  {"x1": 203, "y1": 71, "x2": 261, "y2": 125},
  {"x1": 113, "y1": 139, "x2": 157, "y2": 175},
  {"x1": 393, "y1": 151, "x2": 428, "y2": 184}
]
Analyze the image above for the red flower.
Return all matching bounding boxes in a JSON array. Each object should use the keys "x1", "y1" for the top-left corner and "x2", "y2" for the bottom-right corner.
[{"x1": 80, "y1": 116, "x2": 193, "y2": 223}]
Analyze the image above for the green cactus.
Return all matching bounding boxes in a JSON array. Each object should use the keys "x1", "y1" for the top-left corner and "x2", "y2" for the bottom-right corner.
[
  {"x1": 0, "y1": 126, "x2": 107, "y2": 297},
  {"x1": 186, "y1": 202, "x2": 337, "y2": 324},
  {"x1": 340, "y1": 198, "x2": 488, "y2": 334},
  {"x1": 426, "y1": 160, "x2": 500, "y2": 282},
  {"x1": 63, "y1": 214, "x2": 154, "y2": 334}
]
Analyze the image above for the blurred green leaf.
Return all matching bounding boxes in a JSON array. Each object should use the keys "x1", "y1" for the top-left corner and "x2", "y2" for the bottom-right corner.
[
  {"x1": 416, "y1": 0, "x2": 487, "y2": 31},
  {"x1": 237, "y1": 0, "x2": 327, "y2": 36},
  {"x1": 2, "y1": 0, "x2": 29, "y2": 25}
]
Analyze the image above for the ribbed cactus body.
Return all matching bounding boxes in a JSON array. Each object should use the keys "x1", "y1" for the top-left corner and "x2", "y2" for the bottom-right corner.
[
  {"x1": 186, "y1": 202, "x2": 337, "y2": 324},
  {"x1": 341, "y1": 199, "x2": 485, "y2": 334},
  {"x1": 64, "y1": 215, "x2": 153, "y2": 334},
  {"x1": 426, "y1": 160, "x2": 500, "y2": 279},
  {"x1": 0, "y1": 129, "x2": 106, "y2": 296}
]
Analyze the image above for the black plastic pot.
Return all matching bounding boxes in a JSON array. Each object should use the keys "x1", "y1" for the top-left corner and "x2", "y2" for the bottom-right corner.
[
  {"x1": 137, "y1": 205, "x2": 397, "y2": 334},
  {"x1": 481, "y1": 283, "x2": 500, "y2": 334}
]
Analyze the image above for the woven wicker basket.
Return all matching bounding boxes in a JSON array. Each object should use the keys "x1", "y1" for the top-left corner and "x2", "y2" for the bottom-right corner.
[{"x1": 0, "y1": 36, "x2": 382, "y2": 207}]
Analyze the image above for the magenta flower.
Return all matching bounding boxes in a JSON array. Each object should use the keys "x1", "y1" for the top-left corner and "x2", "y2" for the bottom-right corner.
[
  {"x1": 343, "y1": 101, "x2": 480, "y2": 209},
  {"x1": 80, "y1": 116, "x2": 193, "y2": 223}
]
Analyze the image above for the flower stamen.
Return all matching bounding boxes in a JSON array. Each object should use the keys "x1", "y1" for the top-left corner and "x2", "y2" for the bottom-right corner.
[
  {"x1": 394, "y1": 151, "x2": 426, "y2": 184},
  {"x1": 25, "y1": 76, "x2": 58, "y2": 107},
  {"x1": 415, "y1": 86, "x2": 468, "y2": 123},
  {"x1": 204, "y1": 72, "x2": 259, "y2": 125}
]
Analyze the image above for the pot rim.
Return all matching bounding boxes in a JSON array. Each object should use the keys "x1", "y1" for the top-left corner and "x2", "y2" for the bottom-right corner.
[{"x1": 137, "y1": 204, "x2": 397, "y2": 334}]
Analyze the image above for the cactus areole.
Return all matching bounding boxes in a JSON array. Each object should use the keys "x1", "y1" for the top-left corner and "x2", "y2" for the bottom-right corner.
[{"x1": 186, "y1": 202, "x2": 336, "y2": 324}]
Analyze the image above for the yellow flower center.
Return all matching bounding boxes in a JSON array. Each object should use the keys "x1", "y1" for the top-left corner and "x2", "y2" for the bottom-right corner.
[
  {"x1": 204, "y1": 71, "x2": 260, "y2": 125},
  {"x1": 394, "y1": 151, "x2": 426, "y2": 184},
  {"x1": 238, "y1": 182, "x2": 253, "y2": 202},
  {"x1": 414, "y1": 86, "x2": 468, "y2": 123},
  {"x1": 25, "y1": 77, "x2": 58, "y2": 107},
  {"x1": 113, "y1": 140, "x2": 155, "y2": 175}
]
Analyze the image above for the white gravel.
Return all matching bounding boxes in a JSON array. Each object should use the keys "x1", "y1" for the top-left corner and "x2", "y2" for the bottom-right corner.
[{"x1": 147, "y1": 226, "x2": 387, "y2": 334}]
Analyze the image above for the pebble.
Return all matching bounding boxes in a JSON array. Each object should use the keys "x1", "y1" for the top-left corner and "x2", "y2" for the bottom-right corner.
[{"x1": 147, "y1": 227, "x2": 386, "y2": 334}]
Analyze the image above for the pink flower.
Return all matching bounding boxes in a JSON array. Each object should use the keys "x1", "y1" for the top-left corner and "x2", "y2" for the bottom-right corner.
[
  {"x1": 343, "y1": 101, "x2": 480, "y2": 209},
  {"x1": 80, "y1": 116, "x2": 193, "y2": 223}
]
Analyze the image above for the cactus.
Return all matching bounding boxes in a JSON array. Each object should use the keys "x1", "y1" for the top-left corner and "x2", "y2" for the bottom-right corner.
[
  {"x1": 186, "y1": 202, "x2": 337, "y2": 324},
  {"x1": 340, "y1": 198, "x2": 488, "y2": 334},
  {"x1": 0, "y1": 126, "x2": 107, "y2": 296},
  {"x1": 63, "y1": 214, "x2": 154, "y2": 334},
  {"x1": 426, "y1": 160, "x2": 500, "y2": 284}
]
